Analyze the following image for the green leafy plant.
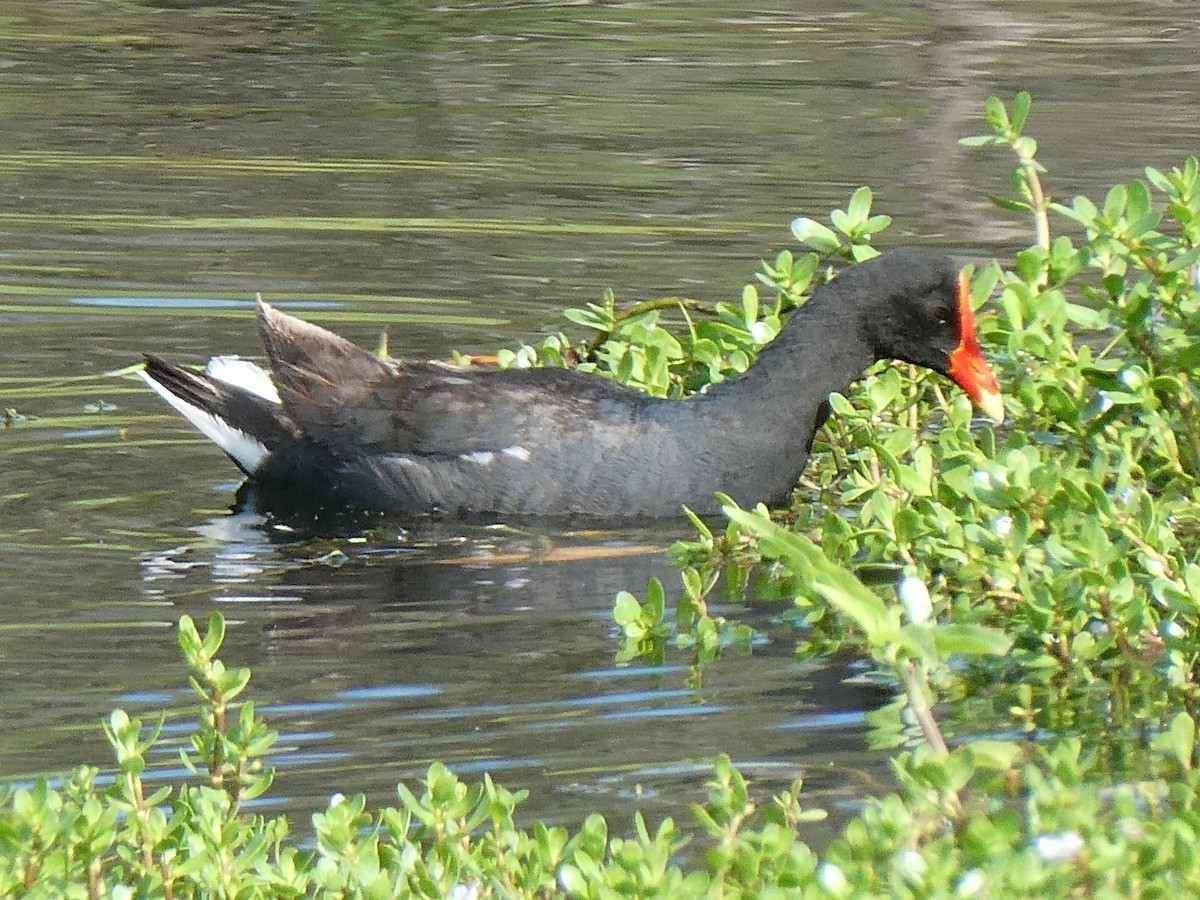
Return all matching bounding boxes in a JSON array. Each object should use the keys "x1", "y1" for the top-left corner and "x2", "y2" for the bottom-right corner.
[
  {"x1": 7, "y1": 609, "x2": 1200, "y2": 896},
  {"x1": 789, "y1": 185, "x2": 892, "y2": 262},
  {"x1": 644, "y1": 92, "x2": 1195, "y2": 699},
  {"x1": 177, "y1": 612, "x2": 277, "y2": 807},
  {"x1": 472, "y1": 189, "x2": 898, "y2": 401},
  {"x1": 960, "y1": 91, "x2": 1049, "y2": 250},
  {"x1": 616, "y1": 90, "x2": 1200, "y2": 879}
]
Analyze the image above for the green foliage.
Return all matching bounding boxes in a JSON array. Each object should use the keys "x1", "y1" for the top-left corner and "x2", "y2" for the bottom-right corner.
[
  {"x1": 485, "y1": 92, "x2": 1200, "y2": 886},
  {"x1": 0, "y1": 614, "x2": 295, "y2": 898},
  {"x1": 6, "y1": 612, "x2": 1200, "y2": 895},
  {"x1": 614, "y1": 92, "x2": 1200, "y2": 887},
  {"x1": 960, "y1": 91, "x2": 1050, "y2": 248},
  {"x1": 791, "y1": 185, "x2": 891, "y2": 262},
  {"x1": 476, "y1": 189, "x2": 894, "y2": 400},
  {"x1": 178, "y1": 612, "x2": 276, "y2": 807},
  {"x1": 614, "y1": 548, "x2": 754, "y2": 669},
  {"x1": 485, "y1": 284, "x2": 777, "y2": 398},
  {"x1": 646, "y1": 92, "x2": 1200, "y2": 760}
]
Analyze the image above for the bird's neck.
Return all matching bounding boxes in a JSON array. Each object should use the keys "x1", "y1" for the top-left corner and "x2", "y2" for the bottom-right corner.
[
  {"x1": 705, "y1": 290, "x2": 874, "y2": 425},
  {"x1": 640, "y1": 290, "x2": 877, "y2": 512}
]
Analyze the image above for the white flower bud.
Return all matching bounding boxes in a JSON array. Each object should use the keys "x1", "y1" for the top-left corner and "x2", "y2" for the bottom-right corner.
[
  {"x1": 1033, "y1": 830, "x2": 1084, "y2": 862},
  {"x1": 898, "y1": 575, "x2": 933, "y2": 624}
]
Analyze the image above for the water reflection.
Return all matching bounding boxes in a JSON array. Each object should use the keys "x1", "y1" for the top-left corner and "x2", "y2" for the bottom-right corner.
[{"x1": 122, "y1": 507, "x2": 893, "y2": 836}]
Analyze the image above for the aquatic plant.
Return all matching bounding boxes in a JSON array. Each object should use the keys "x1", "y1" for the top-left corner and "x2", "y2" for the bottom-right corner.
[{"x1": 618, "y1": 90, "x2": 1200, "y2": 880}]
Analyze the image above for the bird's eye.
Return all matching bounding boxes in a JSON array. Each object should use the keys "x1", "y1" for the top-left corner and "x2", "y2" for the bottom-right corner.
[{"x1": 929, "y1": 306, "x2": 950, "y2": 327}]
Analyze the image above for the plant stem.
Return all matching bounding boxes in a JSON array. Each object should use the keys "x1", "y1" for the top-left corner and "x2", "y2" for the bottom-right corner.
[
  {"x1": 901, "y1": 662, "x2": 950, "y2": 757},
  {"x1": 584, "y1": 296, "x2": 701, "y2": 357},
  {"x1": 1175, "y1": 373, "x2": 1200, "y2": 477},
  {"x1": 900, "y1": 661, "x2": 963, "y2": 816},
  {"x1": 88, "y1": 859, "x2": 101, "y2": 900},
  {"x1": 1019, "y1": 156, "x2": 1050, "y2": 251},
  {"x1": 127, "y1": 771, "x2": 156, "y2": 872},
  {"x1": 210, "y1": 685, "x2": 226, "y2": 789}
]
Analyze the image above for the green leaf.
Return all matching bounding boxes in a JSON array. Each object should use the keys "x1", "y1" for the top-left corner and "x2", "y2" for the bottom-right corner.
[
  {"x1": 613, "y1": 591, "x2": 642, "y2": 629},
  {"x1": 970, "y1": 262, "x2": 1002, "y2": 305},
  {"x1": 1053, "y1": 196, "x2": 1097, "y2": 226},
  {"x1": 681, "y1": 505, "x2": 712, "y2": 541},
  {"x1": 1163, "y1": 247, "x2": 1200, "y2": 271},
  {"x1": 616, "y1": 347, "x2": 636, "y2": 383},
  {"x1": 1064, "y1": 303, "x2": 1107, "y2": 329},
  {"x1": 988, "y1": 195, "x2": 1031, "y2": 213},
  {"x1": 562, "y1": 306, "x2": 612, "y2": 332},
  {"x1": 644, "y1": 576, "x2": 665, "y2": 624},
  {"x1": 827, "y1": 392, "x2": 855, "y2": 416},
  {"x1": 201, "y1": 610, "x2": 225, "y2": 658},
  {"x1": 723, "y1": 505, "x2": 893, "y2": 640},
  {"x1": 222, "y1": 666, "x2": 252, "y2": 701},
  {"x1": 967, "y1": 740, "x2": 1024, "y2": 770},
  {"x1": 860, "y1": 213, "x2": 892, "y2": 235},
  {"x1": 932, "y1": 624, "x2": 1013, "y2": 658},
  {"x1": 1126, "y1": 179, "x2": 1152, "y2": 223},
  {"x1": 749, "y1": 320, "x2": 776, "y2": 344},
  {"x1": 846, "y1": 186, "x2": 873, "y2": 224},
  {"x1": 789, "y1": 217, "x2": 841, "y2": 254},
  {"x1": 1015, "y1": 248, "x2": 1045, "y2": 283},
  {"x1": 1184, "y1": 563, "x2": 1200, "y2": 609},
  {"x1": 1039, "y1": 385, "x2": 1079, "y2": 422},
  {"x1": 1104, "y1": 183, "x2": 1128, "y2": 220},
  {"x1": 864, "y1": 697, "x2": 906, "y2": 749},
  {"x1": 830, "y1": 207, "x2": 852, "y2": 236},
  {"x1": 177, "y1": 615, "x2": 201, "y2": 659},
  {"x1": 958, "y1": 134, "x2": 1002, "y2": 147},
  {"x1": 1149, "y1": 375, "x2": 1183, "y2": 397},
  {"x1": 741, "y1": 284, "x2": 759, "y2": 325},
  {"x1": 558, "y1": 864, "x2": 587, "y2": 894},
  {"x1": 984, "y1": 95, "x2": 1009, "y2": 133},
  {"x1": 1151, "y1": 712, "x2": 1196, "y2": 770},
  {"x1": 911, "y1": 444, "x2": 934, "y2": 495},
  {"x1": 1010, "y1": 91, "x2": 1032, "y2": 133},
  {"x1": 1145, "y1": 164, "x2": 1172, "y2": 192}
]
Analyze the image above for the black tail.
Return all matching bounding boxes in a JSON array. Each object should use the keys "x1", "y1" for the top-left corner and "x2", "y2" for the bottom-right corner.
[{"x1": 140, "y1": 355, "x2": 299, "y2": 475}]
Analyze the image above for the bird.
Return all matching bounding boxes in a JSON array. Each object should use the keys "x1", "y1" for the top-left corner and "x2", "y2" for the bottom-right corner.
[{"x1": 139, "y1": 249, "x2": 1003, "y2": 519}]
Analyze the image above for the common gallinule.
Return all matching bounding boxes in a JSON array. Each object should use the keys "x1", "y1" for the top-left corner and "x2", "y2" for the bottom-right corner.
[{"x1": 139, "y1": 249, "x2": 1002, "y2": 518}]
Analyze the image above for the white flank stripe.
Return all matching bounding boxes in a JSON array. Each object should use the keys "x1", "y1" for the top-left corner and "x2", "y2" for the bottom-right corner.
[
  {"x1": 501, "y1": 445, "x2": 531, "y2": 461},
  {"x1": 460, "y1": 450, "x2": 495, "y2": 466},
  {"x1": 138, "y1": 370, "x2": 269, "y2": 474},
  {"x1": 384, "y1": 454, "x2": 422, "y2": 468},
  {"x1": 205, "y1": 356, "x2": 281, "y2": 404}
]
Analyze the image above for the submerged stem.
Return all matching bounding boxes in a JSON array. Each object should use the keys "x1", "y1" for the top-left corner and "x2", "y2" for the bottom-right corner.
[{"x1": 901, "y1": 661, "x2": 964, "y2": 816}]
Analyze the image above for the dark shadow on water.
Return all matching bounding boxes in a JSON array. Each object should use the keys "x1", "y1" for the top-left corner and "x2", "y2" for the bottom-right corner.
[{"x1": 232, "y1": 475, "x2": 727, "y2": 543}]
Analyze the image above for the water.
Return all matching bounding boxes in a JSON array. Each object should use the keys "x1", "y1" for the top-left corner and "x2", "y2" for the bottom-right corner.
[{"x1": 1, "y1": 0, "x2": 1197, "y2": 840}]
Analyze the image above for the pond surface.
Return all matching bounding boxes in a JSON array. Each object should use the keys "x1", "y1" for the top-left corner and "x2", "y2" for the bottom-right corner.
[{"x1": 1, "y1": 0, "x2": 1197, "y2": 841}]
